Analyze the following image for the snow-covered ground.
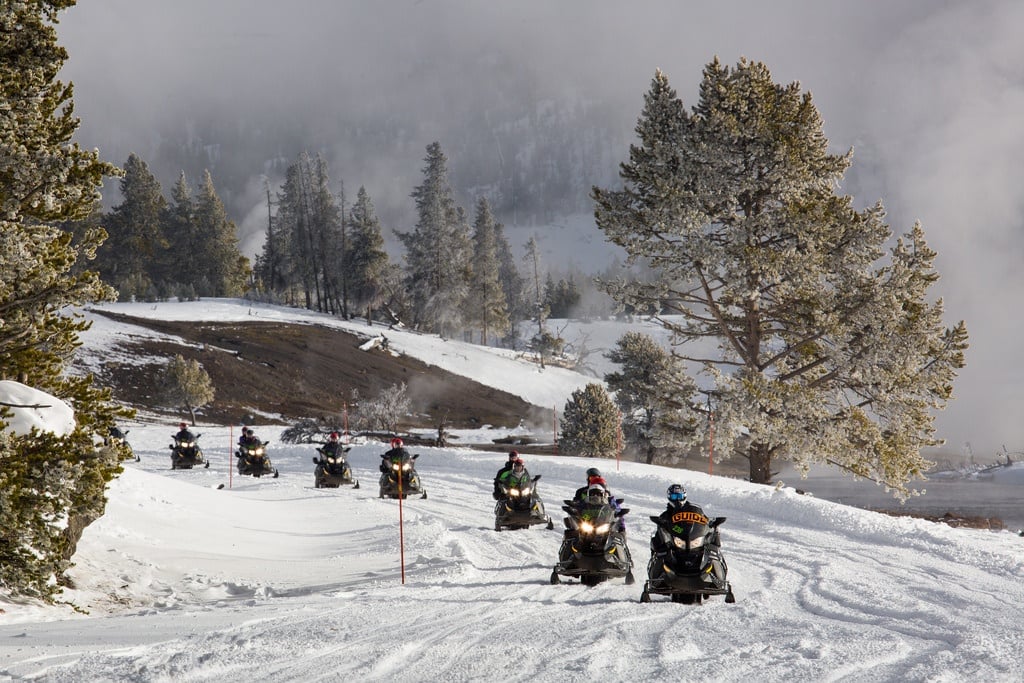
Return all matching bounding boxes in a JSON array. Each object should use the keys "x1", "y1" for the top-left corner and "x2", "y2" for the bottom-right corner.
[{"x1": 2, "y1": 300, "x2": 1023, "y2": 681}]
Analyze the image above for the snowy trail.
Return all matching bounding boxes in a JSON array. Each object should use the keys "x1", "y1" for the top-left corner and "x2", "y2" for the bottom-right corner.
[{"x1": 2, "y1": 424, "x2": 1023, "y2": 681}]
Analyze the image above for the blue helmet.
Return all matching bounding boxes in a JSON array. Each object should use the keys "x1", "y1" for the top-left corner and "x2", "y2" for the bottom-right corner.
[{"x1": 667, "y1": 484, "x2": 686, "y2": 503}]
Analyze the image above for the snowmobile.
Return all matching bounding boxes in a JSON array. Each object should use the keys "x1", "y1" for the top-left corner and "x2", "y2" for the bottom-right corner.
[
  {"x1": 312, "y1": 445, "x2": 359, "y2": 488},
  {"x1": 236, "y1": 440, "x2": 279, "y2": 478},
  {"x1": 640, "y1": 503, "x2": 735, "y2": 605},
  {"x1": 494, "y1": 474, "x2": 553, "y2": 531},
  {"x1": 170, "y1": 433, "x2": 209, "y2": 469},
  {"x1": 107, "y1": 426, "x2": 138, "y2": 461},
  {"x1": 550, "y1": 497, "x2": 634, "y2": 586},
  {"x1": 378, "y1": 451, "x2": 426, "y2": 499}
]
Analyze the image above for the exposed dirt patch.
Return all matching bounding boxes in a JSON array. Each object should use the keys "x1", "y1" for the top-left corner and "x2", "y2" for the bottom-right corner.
[{"x1": 89, "y1": 311, "x2": 550, "y2": 433}]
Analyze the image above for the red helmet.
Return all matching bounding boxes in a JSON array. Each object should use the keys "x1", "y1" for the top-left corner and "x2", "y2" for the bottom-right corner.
[
  {"x1": 390, "y1": 437, "x2": 404, "y2": 449},
  {"x1": 512, "y1": 457, "x2": 524, "y2": 470},
  {"x1": 589, "y1": 476, "x2": 607, "y2": 488},
  {"x1": 179, "y1": 422, "x2": 187, "y2": 429},
  {"x1": 508, "y1": 450, "x2": 519, "y2": 461},
  {"x1": 329, "y1": 431, "x2": 340, "y2": 441}
]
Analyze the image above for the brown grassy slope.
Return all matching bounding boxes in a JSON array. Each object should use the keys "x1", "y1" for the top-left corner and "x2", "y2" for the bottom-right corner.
[{"x1": 88, "y1": 311, "x2": 550, "y2": 433}]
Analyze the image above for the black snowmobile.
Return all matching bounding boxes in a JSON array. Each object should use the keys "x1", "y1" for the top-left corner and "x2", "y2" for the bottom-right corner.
[
  {"x1": 640, "y1": 503, "x2": 735, "y2": 604},
  {"x1": 378, "y1": 451, "x2": 426, "y2": 499},
  {"x1": 313, "y1": 445, "x2": 359, "y2": 488},
  {"x1": 107, "y1": 426, "x2": 138, "y2": 461},
  {"x1": 494, "y1": 474, "x2": 553, "y2": 531},
  {"x1": 170, "y1": 433, "x2": 208, "y2": 469},
  {"x1": 551, "y1": 497, "x2": 634, "y2": 586},
  {"x1": 236, "y1": 440, "x2": 279, "y2": 478}
]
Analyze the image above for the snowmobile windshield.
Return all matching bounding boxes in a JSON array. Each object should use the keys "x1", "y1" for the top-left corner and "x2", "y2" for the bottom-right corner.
[
  {"x1": 665, "y1": 508, "x2": 710, "y2": 549},
  {"x1": 575, "y1": 503, "x2": 616, "y2": 535}
]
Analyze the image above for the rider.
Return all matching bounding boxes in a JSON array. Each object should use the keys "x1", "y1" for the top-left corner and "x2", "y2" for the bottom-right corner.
[
  {"x1": 492, "y1": 450, "x2": 521, "y2": 499},
  {"x1": 321, "y1": 431, "x2": 346, "y2": 457},
  {"x1": 380, "y1": 437, "x2": 410, "y2": 472},
  {"x1": 572, "y1": 467, "x2": 625, "y2": 531},
  {"x1": 496, "y1": 456, "x2": 531, "y2": 495},
  {"x1": 174, "y1": 421, "x2": 195, "y2": 442},
  {"x1": 651, "y1": 484, "x2": 719, "y2": 556},
  {"x1": 238, "y1": 427, "x2": 261, "y2": 449}
]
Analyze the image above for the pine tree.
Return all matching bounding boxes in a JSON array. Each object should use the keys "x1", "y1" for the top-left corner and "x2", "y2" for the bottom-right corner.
[
  {"x1": 193, "y1": 170, "x2": 247, "y2": 297},
  {"x1": 397, "y1": 142, "x2": 472, "y2": 336},
  {"x1": 347, "y1": 186, "x2": 391, "y2": 324},
  {"x1": 605, "y1": 332, "x2": 700, "y2": 465},
  {"x1": 467, "y1": 197, "x2": 510, "y2": 345},
  {"x1": 593, "y1": 61, "x2": 968, "y2": 494},
  {"x1": 101, "y1": 153, "x2": 168, "y2": 300},
  {"x1": 493, "y1": 221, "x2": 527, "y2": 333},
  {"x1": 0, "y1": 0, "x2": 129, "y2": 600},
  {"x1": 162, "y1": 355, "x2": 215, "y2": 424},
  {"x1": 559, "y1": 383, "x2": 620, "y2": 459},
  {"x1": 163, "y1": 171, "x2": 197, "y2": 295}
]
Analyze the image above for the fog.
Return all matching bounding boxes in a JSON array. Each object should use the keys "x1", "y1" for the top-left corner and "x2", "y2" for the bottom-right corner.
[{"x1": 54, "y1": 1, "x2": 1024, "y2": 461}]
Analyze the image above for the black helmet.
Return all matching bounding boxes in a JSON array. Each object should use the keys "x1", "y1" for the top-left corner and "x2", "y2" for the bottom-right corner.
[
  {"x1": 585, "y1": 467, "x2": 601, "y2": 479},
  {"x1": 244, "y1": 428, "x2": 253, "y2": 436},
  {"x1": 667, "y1": 483, "x2": 686, "y2": 503}
]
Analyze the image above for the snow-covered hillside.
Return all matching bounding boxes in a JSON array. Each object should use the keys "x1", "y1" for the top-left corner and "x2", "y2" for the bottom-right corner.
[{"x1": 1, "y1": 300, "x2": 1023, "y2": 681}]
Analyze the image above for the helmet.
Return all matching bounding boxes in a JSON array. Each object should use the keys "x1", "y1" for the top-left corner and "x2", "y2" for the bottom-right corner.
[
  {"x1": 329, "y1": 431, "x2": 340, "y2": 441},
  {"x1": 589, "y1": 476, "x2": 607, "y2": 488},
  {"x1": 512, "y1": 457, "x2": 524, "y2": 471},
  {"x1": 179, "y1": 422, "x2": 187, "y2": 430},
  {"x1": 244, "y1": 428, "x2": 253, "y2": 436},
  {"x1": 508, "y1": 450, "x2": 519, "y2": 460},
  {"x1": 586, "y1": 485, "x2": 608, "y2": 504},
  {"x1": 667, "y1": 484, "x2": 686, "y2": 503},
  {"x1": 585, "y1": 467, "x2": 602, "y2": 479},
  {"x1": 390, "y1": 437, "x2": 404, "y2": 449}
]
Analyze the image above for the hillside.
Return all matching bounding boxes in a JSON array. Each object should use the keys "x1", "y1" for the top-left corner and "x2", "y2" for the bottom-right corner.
[{"x1": 85, "y1": 310, "x2": 549, "y2": 433}]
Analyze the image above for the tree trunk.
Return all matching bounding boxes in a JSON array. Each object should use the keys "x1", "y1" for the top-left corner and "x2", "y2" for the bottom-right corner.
[{"x1": 749, "y1": 441, "x2": 772, "y2": 484}]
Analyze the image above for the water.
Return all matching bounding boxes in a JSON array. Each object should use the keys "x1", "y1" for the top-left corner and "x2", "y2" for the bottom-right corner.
[{"x1": 776, "y1": 464, "x2": 1024, "y2": 531}]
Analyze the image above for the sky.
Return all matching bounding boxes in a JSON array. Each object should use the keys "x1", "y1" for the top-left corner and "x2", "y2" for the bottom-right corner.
[
  {"x1": 2, "y1": 299, "x2": 1024, "y2": 681},
  {"x1": 50, "y1": 3, "x2": 1024, "y2": 484}
]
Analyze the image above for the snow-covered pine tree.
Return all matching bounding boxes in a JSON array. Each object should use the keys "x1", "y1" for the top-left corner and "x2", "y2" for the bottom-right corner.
[
  {"x1": 0, "y1": 0, "x2": 129, "y2": 600},
  {"x1": 593, "y1": 60, "x2": 968, "y2": 495},
  {"x1": 493, "y1": 221, "x2": 528, "y2": 335},
  {"x1": 192, "y1": 170, "x2": 247, "y2": 297},
  {"x1": 559, "y1": 383, "x2": 620, "y2": 459},
  {"x1": 398, "y1": 142, "x2": 472, "y2": 337},
  {"x1": 347, "y1": 186, "x2": 392, "y2": 324},
  {"x1": 605, "y1": 331, "x2": 700, "y2": 465},
  {"x1": 101, "y1": 153, "x2": 168, "y2": 300},
  {"x1": 468, "y1": 197, "x2": 510, "y2": 345},
  {"x1": 162, "y1": 355, "x2": 215, "y2": 425},
  {"x1": 164, "y1": 171, "x2": 198, "y2": 296}
]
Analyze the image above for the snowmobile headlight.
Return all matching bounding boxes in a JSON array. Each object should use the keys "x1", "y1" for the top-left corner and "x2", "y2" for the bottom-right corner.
[
  {"x1": 520, "y1": 487, "x2": 531, "y2": 496},
  {"x1": 673, "y1": 536, "x2": 686, "y2": 549},
  {"x1": 579, "y1": 521, "x2": 595, "y2": 533},
  {"x1": 182, "y1": 440, "x2": 194, "y2": 448},
  {"x1": 689, "y1": 535, "x2": 705, "y2": 549},
  {"x1": 327, "y1": 457, "x2": 338, "y2": 464},
  {"x1": 402, "y1": 462, "x2": 412, "y2": 471},
  {"x1": 392, "y1": 463, "x2": 402, "y2": 471},
  {"x1": 254, "y1": 447, "x2": 265, "y2": 456},
  {"x1": 595, "y1": 523, "x2": 610, "y2": 534},
  {"x1": 509, "y1": 488, "x2": 521, "y2": 497}
]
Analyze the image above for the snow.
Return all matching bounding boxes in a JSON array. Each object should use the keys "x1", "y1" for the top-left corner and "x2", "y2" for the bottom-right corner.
[
  {"x1": 2, "y1": 300, "x2": 1023, "y2": 682},
  {"x1": 0, "y1": 380, "x2": 75, "y2": 438}
]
